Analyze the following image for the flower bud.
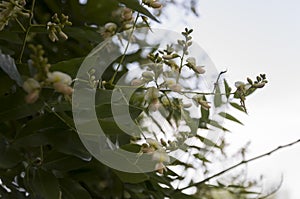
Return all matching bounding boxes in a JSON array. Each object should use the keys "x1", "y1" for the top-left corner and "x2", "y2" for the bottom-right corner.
[
  {"x1": 104, "y1": 22, "x2": 117, "y2": 33},
  {"x1": 149, "y1": 99, "x2": 161, "y2": 112},
  {"x1": 161, "y1": 96, "x2": 169, "y2": 106},
  {"x1": 142, "y1": 71, "x2": 154, "y2": 80},
  {"x1": 131, "y1": 79, "x2": 144, "y2": 86},
  {"x1": 169, "y1": 84, "x2": 182, "y2": 92},
  {"x1": 186, "y1": 57, "x2": 196, "y2": 66},
  {"x1": 53, "y1": 82, "x2": 73, "y2": 95},
  {"x1": 253, "y1": 82, "x2": 265, "y2": 88},
  {"x1": 25, "y1": 90, "x2": 40, "y2": 104},
  {"x1": 150, "y1": 1, "x2": 162, "y2": 9},
  {"x1": 195, "y1": 66, "x2": 205, "y2": 74},
  {"x1": 247, "y1": 77, "x2": 253, "y2": 85},
  {"x1": 183, "y1": 103, "x2": 192, "y2": 108},
  {"x1": 58, "y1": 31, "x2": 68, "y2": 40},
  {"x1": 162, "y1": 54, "x2": 173, "y2": 60}
]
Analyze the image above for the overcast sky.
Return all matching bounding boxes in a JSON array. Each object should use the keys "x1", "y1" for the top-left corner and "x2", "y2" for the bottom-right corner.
[{"x1": 154, "y1": 0, "x2": 300, "y2": 198}]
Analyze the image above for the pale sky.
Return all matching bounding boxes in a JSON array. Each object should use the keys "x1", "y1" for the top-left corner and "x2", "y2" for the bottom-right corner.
[{"x1": 154, "y1": 0, "x2": 300, "y2": 198}]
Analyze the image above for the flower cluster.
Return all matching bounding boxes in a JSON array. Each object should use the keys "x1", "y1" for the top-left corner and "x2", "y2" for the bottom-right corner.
[
  {"x1": 100, "y1": 7, "x2": 134, "y2": 39},
  {"x1": 141, "y1": 138, "x2": 170, "y2": 174},
  {"x1": 0, "y1": 0, "x2": 29, "y2": 31},
  {"x1": 22, "y1": 45, "x2": 73, "y2": 103},
  {"x1": 131, "y1": 28, "x2": 208, "y2": 111},
  {"x1": 46, "y1": 13, "x2": 72, "y2": 42},
  {"x1": 234, "y1": 74, "x2": 268, "y2": 112}
]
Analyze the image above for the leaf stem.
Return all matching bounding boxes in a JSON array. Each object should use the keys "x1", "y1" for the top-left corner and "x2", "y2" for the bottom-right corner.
[
  {"x1": 109, "y1": 13, "x2": 140, "y2": 85},
  {"x1": 178, "y1": 138, "x2": 300, "y2": 191},
  {"x1": 18, "y1": 0, "x2": 36, "y2": 64}
]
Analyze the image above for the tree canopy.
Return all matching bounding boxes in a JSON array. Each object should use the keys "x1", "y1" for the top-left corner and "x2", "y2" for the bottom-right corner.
[{"x1": 0, "y1": 1, "x2": 292, "y2": 199}]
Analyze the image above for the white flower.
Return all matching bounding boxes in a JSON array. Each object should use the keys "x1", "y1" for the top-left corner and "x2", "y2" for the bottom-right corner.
[
  {"x1": 186, "y1": 57, "x2": 196, "y2": 66},
  {"x1": 235, "y1": 81, "x2": 251, "y2": 90},
  {"x1": 47, "y1": 71, "x2": 72, "y2": 85},
  {"x1": 104, "y1": 22, "x2": 117, "y2": 33},
  {"x1": 130, "y1": 79, "x2": 144, "y2": 86},
  {"x1": 183, "y1": 103, "x2": 192, "y2": 108},
  {"x1": 23, "y1": 78, "x2": 40, "y2": 93},
  {"x1": 152, "y1": 150, "x2": 170, "y2": 163},
  {"x1": 53, "y1": 82, "x2": 73, "y2": 95},
  {"x1": 195, "y1": 66, "x2": 205, "y2": 74},
  {"x1": 169, "y1": 84, "x2": 182, "y2": 92}
]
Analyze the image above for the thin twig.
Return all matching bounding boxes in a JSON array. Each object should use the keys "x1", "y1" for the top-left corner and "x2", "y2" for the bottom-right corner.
[
  {"x1": 109, "y1": 13, "x2": 140, "y2": 85},
  {"x1": 213, "y1": 69, "x2": 227, "y2": 93},
  {"x1": 18, "y1": 0, "x2": 36, "y2": 63},
  {"x1": 179, "y1": 138, "x2": 300, "y2": 191}
]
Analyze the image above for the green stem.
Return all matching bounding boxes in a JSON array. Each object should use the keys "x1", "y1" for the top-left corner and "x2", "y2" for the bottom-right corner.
[
  {"x1": 14, "y1": 17, "x2": 26, "y2": 32},
  {"x1": 18, "y1": 0, "x2": 36, "y2": 64},
  {"x1": 109, "y1": 13, "x2": 140, "y2": 85},
  {"x1": 176, "y1": 38, "x2": 189, "y2": 83}
]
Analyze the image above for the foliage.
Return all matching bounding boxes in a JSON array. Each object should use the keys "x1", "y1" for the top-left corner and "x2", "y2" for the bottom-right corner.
[{"x1": 0, "y1": 1, "x2": 275, "y2": 199}]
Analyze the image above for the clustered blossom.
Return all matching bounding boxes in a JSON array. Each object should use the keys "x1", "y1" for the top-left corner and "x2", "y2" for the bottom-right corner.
[
  {"x1": 22, "y1": 45, "x2": 73, "y2": 104},
  {"x1": 141, "y1": 138, "x2": 170, "y2": 174},
  {"x1": 46, "y1": 13, "x2": 72, "y2": 42},
  {"x1": 100, "y1": 7, "x2": 134, "y2": 39},
  {"x1": 0, "y1": 0, "x2": 29, "y2": 31}
]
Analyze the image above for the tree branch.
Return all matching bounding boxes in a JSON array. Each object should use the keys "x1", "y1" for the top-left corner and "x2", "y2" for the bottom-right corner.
[{"x1": 179, "y1": 138, "x2": 300, "y2": 191}]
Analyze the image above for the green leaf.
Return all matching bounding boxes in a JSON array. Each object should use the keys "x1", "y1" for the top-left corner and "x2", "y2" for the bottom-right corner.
[
  {"x1": 65, "y1": 27, "x2": 103, "y2": 43},
  {"x1": 0, "y1": 52, "x2": 23, "y2": 86},
  {"x1": 208, "y1": 120, "x2": 230, "y2": 132},
  {"x1": 0, "y1": 31, "x2": 23, "y2": 44},
  {"x1": 121, "y1": 143, "x2": 141, "y2": 153},
  {"x1": 196, "y1": 135, "x2": 220, "y2": 149},
  {"x1": 224, "y1": 79, "x2": 232, "y2": 99},
  {"x1": 113, "y1": 170, "x2": 149, "y2": 184},
  {"x1": 193, "y1": 154, "x2": 211, "y2": 163},
  {"x1": 230, "y1": 102, "x2": 246, "y2": 113},
  {"x1": 59, "y1": 179, "x2": 92, "y2": 199},
  {"x1": 117, "y1": 0, "x2": 160, "y2": 22},
  {"x1": 214, "y1": 84, "x2": 222, "y2": 107},
  {"x1": 0, "y1": 90, "x2": 43, "y2": 122},
  {"x1": 181, "y1": 108, "x2": 198, "y2": 135},
  {"x1": 51, "y1": 57, "x2": 84, "y2": 78},
  {"x1": 15, "y1": 114, "x2": 91, "y2": 161},
  {"x1": 44, "y1": 152, "x2": 89, "y2": 172},
  {"x1": 0, "y1": 137, "x2": 22, "y2": 169},
  {"x1": 31, "y1": 168, "x2": 60, "y2": 199},
  {"x1": 219, "y1": 112, "x2": 243, "y2": 125},
  {"x1": 171, "y1": 191, "x2": 197, "y2": 199}
]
